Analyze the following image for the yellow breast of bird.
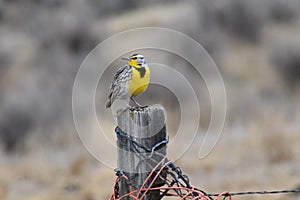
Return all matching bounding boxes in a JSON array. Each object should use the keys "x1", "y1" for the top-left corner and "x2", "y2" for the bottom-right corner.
[{"x1": 129, "y1": 66, "x2": 150, "y2": 96}]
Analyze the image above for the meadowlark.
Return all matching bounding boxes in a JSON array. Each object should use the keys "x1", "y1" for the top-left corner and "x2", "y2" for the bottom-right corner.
[{"x1": 106, "y1": 53, "x2": 150, "y2": 108}]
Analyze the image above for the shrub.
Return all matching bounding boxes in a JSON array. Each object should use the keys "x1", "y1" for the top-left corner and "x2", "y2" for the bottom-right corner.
[
  {"x1": 0, "y1": 109, "x2": 33, "y2": 153},
  {"x1": 199, "y1": 0, "x2": 265, "y2": 43},
  {"x1": 267, "y1": 0, "x2": 299, "y2": 23},
  {"x1": 271, "y1": 42, "x2": 300, "y2": 88}
]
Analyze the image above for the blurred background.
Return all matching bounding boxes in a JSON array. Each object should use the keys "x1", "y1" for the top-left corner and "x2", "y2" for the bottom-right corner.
[{"x1": 0, "y1": 0, "x2": 300, "y2": 199}]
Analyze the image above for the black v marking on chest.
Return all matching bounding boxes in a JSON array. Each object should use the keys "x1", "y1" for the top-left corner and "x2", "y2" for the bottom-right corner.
[{"x1": 133, "y1": 66, "x2": 146, "y2": 78}]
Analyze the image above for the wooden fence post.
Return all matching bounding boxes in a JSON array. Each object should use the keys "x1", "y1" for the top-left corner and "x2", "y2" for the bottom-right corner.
[{"x1": 116, "y1": 104, "x2": 167, "y2": 200}]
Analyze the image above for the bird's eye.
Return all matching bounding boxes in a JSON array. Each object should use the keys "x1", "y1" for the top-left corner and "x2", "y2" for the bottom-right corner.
[{"x1": 132, "y1": 57, "x2": 137, "y2": 60}]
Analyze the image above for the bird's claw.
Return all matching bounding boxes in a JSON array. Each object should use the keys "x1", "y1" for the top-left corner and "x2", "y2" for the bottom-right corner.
[{"x1": 129, "y1": 105, "x2": 148, "y2": 111}]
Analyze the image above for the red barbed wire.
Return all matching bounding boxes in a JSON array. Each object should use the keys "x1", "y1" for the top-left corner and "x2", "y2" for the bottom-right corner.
[
  {"x1": 110, "y1": 157, "x2": 300, "y2": 200},
  {"x1": 109, "y1": 156, "x2": 231, "y2": 200},
  {"x1": 111, "y1": 127, "x2": 300, "y2": 199}
]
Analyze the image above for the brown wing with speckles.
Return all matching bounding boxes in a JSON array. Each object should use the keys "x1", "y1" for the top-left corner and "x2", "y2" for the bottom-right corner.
[{"x1": 106, "y1": 65, "x2": 132, "y2": 108}]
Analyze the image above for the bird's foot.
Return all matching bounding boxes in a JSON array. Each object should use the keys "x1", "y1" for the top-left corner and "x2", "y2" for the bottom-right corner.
[{"x1": 129, "y1": 105, "x2": 148, "y2": 112}]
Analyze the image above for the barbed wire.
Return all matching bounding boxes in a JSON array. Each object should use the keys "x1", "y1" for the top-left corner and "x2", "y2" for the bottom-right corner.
[
  {"x1": 209, "y1": 189, "x2": 300, "y2": 197},
  {"x1": 110, "y1": 127, "x2": 300, "y2": 199}
]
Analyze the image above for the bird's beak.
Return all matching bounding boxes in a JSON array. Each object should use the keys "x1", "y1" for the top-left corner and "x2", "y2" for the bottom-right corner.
[{"x1": 121, "y1": 57, "x2": 130, "y2": 61}]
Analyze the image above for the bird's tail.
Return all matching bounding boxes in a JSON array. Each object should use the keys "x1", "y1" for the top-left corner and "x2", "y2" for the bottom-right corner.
[{"x1": 106, "y1": 99, "x2": 112, "y2": 108}]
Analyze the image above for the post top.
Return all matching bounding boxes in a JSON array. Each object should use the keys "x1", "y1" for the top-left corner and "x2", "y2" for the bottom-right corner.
[{"x1": 116, "y1": 104, "x2": 166, "y2": 138}]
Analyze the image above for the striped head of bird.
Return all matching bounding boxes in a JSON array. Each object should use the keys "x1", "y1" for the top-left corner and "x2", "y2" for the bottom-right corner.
[{"x1": 122, "y1": 54, "x2": 147, "y2": 68}]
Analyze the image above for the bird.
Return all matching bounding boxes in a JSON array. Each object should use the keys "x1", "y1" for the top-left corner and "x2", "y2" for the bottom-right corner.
[{"x1": 106, "y1": 53, "x2": 150, "y2": 108}]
